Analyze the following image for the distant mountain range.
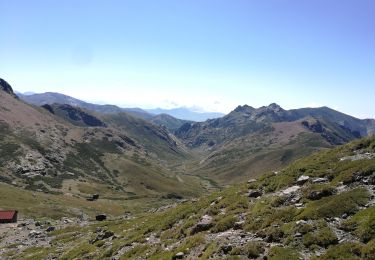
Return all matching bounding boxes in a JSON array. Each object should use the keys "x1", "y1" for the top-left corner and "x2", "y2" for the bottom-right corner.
[
  {"x1": 2, "y1": 78, "x2": 375, "y2": 192},
  {"x1": 17, "y1": 91, "x2": 223, "y2": 122},
  {"x1": 146, "y1": 107, "x2": 224, "y2": 122},
  {"x1": 3, "y1": 79, "x2": 375, "y2": 259}
]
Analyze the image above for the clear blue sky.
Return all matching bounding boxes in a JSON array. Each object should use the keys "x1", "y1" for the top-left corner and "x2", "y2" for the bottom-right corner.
[{"x1": 1, "y1": 0, "x2": 374, "y2": 118}]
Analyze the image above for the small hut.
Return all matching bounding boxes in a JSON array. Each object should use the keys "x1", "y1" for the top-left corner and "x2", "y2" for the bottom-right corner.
[{"x1": 0, "y1": 210, "x2": 18, "y2": 224}]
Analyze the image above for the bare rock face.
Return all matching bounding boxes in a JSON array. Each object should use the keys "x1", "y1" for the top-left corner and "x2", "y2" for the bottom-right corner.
[{"x1": 0, "y1": 78, "x2": 18, "y2": 98}]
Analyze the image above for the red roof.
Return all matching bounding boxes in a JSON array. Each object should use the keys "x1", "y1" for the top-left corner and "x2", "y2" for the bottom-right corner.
[{"x1": 0, "y1": 210, "x2": 17, "y2": 220}]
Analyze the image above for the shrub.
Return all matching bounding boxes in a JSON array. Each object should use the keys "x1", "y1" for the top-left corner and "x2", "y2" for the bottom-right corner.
[
  {"x1": 313, "y1": 242, "x2": 363, "y2": 260},
  {"x1": 341, "y1": 206, "x2": 375, "y2": 242},
  {"x1": 212, "y1": 215, "x2": 237, "y2": 233},
  {"x1": 362, "y1": 239, "x2": 375, "y2": 260},
  {"x1": 302, "y1": 226, "x2": 338, "y2": 248},
  {"x1": 230, "y1": 242, "x2": 265, "y2": 258},
  {"x1": 299, "y1": 188, "x2": 371, "y2": 220},
  {"x1": 268, "y1": 246, "x2": 300, "y2": 260}
]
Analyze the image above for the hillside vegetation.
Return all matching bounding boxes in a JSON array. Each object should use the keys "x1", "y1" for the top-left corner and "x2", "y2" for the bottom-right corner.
[{"x1": 2, "y1": 137, "x2": 374, "y2": 259}]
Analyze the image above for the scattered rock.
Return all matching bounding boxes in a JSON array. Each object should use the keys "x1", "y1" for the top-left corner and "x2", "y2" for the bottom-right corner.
[
  {"x1": 282, "y1": 186, "x2": 301, "y2": 195},
  {"x1": 90, "y1": 230, "x2": 115, "y2": 244},
  {"x1": 296, "y1": 175, "x2": 310, "y2": 185},
  {"x1": 248, "y1": 189, "x2": 262, "y2": 198},
  {"x1": 294, "y1": 232, "x2": 303, "y2": 238},
  {"x1": 340, "y1": 153, "x2": 375, "y2": 162},
  {"x1": 28, "y1": 230, "x2": 42, "y2": 238},
  {"x1": 247, "y1": 179, "x2": 257, "y2": 184}
]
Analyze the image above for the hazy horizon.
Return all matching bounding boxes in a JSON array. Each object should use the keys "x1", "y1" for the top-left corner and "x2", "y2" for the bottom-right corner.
[{"x1": 1, "y1": 0, "x2": 374, "y2": 118}]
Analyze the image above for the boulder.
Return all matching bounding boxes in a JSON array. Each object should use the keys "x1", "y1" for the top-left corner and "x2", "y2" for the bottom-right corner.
[
  {"x1": 95, "y1": 214, "x2": 107, "y2": 221},
  {"x1": 233, "y1": 221, "x2": 245, "y2": 230},
  {"x1": 46, "y1": 226, "x2": 56, "y2": 232},
  {"x1": 90, "y1": 230, "x2": 115, "y2": 244},
  {"x1": 296, "y1": 175, "x2": 310, "y2": 185},
  {"x1": 221, "y1": 244, "x2": 233, "y2": 254},
  {"x1": 307, "y1": 189, "x2": 333, "y2": 200},
  {"x1": 248, "y1": 189, "x2": 262, "y2": 198},
  {"x1": 282, "y1": 186, "x2": 301, "y2": 195},
  {"x1": 173, "y1": 252, "x2": 185, "y2": 259},
  {"x1": 312, "y1": 177, "x2": 329, "y2": 183},
  {"x1": 191, "y1": 215, "x2": 213, "y2": 234}
]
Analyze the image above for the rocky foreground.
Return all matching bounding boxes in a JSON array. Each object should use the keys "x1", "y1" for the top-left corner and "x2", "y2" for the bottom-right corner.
[{"x1": 1, "y1": 137, "x2": 375, "y2": 259}]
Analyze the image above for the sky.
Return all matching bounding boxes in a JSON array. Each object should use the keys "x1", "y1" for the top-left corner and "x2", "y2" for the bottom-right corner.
[{"x1": 1, "y1": 0, "x2": 374, "y2": 118}]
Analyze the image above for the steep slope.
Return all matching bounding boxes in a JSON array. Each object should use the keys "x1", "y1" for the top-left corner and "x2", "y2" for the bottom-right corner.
[
  {"x1": 0, "y1": 80, "x2": 205, "y2": 203},
  {"x1": 150, "y1": 114, "x2": 191, "y2": 132},
  {"x1": 41, "y1": 103, "x2": 106, "y2": 127},
  {"x1": 4, "y1": 137, "x2": 374, "y2": 259},
  {"x1": 101, "y1": 113, "x2": 189, "y2": 162},
  {"x1": 289, "y1": 106, "x2": 375, "y2": 136},
  {"x1": 176, "y1": 104, "x2": 364, "y2": 185}
]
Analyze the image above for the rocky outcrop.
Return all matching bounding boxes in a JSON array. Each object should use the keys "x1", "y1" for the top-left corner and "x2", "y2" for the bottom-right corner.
[{"x1": 0, "y1": 78, "x2": 17, "y2": 98}]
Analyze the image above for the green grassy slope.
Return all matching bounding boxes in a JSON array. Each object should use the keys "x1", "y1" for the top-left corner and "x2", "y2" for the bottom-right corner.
[{"x1": 6, "y1": 137, "x2": 374, "y2": 259}]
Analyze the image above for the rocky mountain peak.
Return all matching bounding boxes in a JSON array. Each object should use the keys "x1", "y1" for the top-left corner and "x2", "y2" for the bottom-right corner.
[
  {"x1": 265, "y1": 103, "x2": 284, "y2": 112},
  {"x1": 233, "y1": 104, "x2": 255, "y2": 113},
  {"x1": 0, "y1": 78, "x2": 18, "y2": 98}
]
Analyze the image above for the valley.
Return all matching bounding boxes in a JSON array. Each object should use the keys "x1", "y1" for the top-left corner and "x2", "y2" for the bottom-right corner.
[{"x1": 1, "y1": 78, "x2": 374, "y2": 259}]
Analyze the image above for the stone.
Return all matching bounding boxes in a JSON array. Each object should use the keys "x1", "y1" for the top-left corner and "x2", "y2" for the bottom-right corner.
[
  {"x1": 296, "y1": 175, "x2": 310, "y2": 185},
  {"x1": 46, "y1": 226, "x2": 56, "y2": 232},
  {"x1": 173, "y1": 252, "x2": 184, "y2": 259},
  {"x1": 295, "y1": 203, "x2": 304, "y2": 207},
  {"x1": 296, "y1": 220, "x2": 307, "y2": 225},
  {"x1": 96, "y1": 214, "x2": 107, "y2": 221},
  {"x1": 312, "y1": 177, "x2": 329, "y2": 183},
  {"x1": 248, "y1": 189, "x2": 262, "y2": 198},
  {"x1": 247, "y1": 179, "x2": 257, "y2": 184},
  {"x1": 307, "y1": 189, "x2": 333, "y2": 200},
  {"x1": 221, "y1": 244, "x2": 233, "y2": 254},
  {"x1": 90, "y1": 230, "x2": 115, "y2": 244},
  {"x1": 29, "y1": 230, "x2": 42, "y2": 238},
  {"x1": 191, "y1": 215, "x2": 213, "y2": 234},
  {"x1": 282, "y1": 186, "x2": 301, "y2": 195},
  {"x1": 294, "y1": 232, "x2": 303, "y2": 238},
  {"x1": 233, "y1": 221, "x2": 245, "y2": 230}
]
